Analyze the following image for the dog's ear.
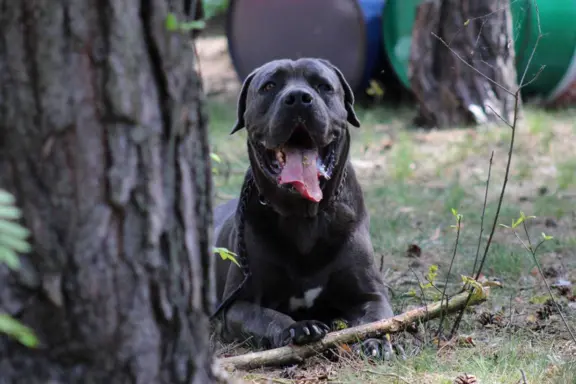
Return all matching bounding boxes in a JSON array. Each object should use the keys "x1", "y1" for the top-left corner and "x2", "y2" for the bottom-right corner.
[
  {"x1": 230, "y1": 70, "x2": 257, "y2": 135},
  {"x1": 319, "y1": 59, "x2": 361, "y2": 128}
]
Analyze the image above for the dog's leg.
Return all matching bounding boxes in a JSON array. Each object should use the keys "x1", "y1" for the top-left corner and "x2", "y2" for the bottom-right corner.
[
  {"x1": 333, "y1": 233, "x2": 402, "y2": 360},
  {"x1": 218, "y1": 266, "x2": 330, "y2": 349},
  {"x1": 345, "y1": 290, "x2": 398, "y2": 360},
  {"x1": 222, "y1": 301, "x2": 330, "y2": 348}
]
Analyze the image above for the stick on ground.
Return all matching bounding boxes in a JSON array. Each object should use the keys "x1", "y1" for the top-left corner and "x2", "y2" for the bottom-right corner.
[{"x1": 218, "y1": 286, "x2": 490, "y2": 371}]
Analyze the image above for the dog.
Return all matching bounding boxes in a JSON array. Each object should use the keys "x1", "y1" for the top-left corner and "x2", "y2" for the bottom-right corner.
[{"x1": 212, "y1": 58, "x2": 396, "y2": 358}]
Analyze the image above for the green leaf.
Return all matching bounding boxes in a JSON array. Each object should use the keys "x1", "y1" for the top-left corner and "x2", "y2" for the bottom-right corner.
[
  {"x1": 332, "y1": 319, "x2": 348, "y2": 331},
  {"x1": 0, "y1": 219, "x2": 30, "y2": 239},
  {"x1": 461, "y1": 275, "x2": 485, "y2": 297},
  {"x1": 213, "y1": 246, "x2": 240, "y2": 267},
  {"x1": 420, "y1": 282, "x2": 433, "y2": 290},
  {"x1": 0, "y1": 190, "x2": 16, "y2": 205},
  {"x1": 451, "y1": 208, "x2": 458, "y2": 217},
  {"x1": 464, "y1": 19, "x2": 470, "y2": 26},
  {"x1": 210, "y1": 152, "x2": 222, "y2": 163},
  {"x1": 541, "y1": 232, "x2": 553, "y2": 241},
  {"x1": 0, "y1": 205, "x2": 22, "y2": 220},
  {"x1": 0, "y1": 247, "x2": 21, "y2": 270},
  {"x1": 0, "y1": 234, "x2": 31, "y2": 254},
  {"x1": 529, "y1": 294, "x2": 550, "y2": 304},
  {"x1": 177, "y1": 20, "x2": 206, "y2": 31},
  {"x1": 0, "y1": 188, "x2": 28, "y2": 270},
  {"x1": 366, "y1": 80, "x2": 384, "y2": 97},
  {"x1": 511, "y1": 216, "x2": 523, "y2": 229},
  {"x1": 0, "y1": 314, "x2": 39, "y2": 348},
  {"x1": 166, "y1": 12, "x2": 206, "y2": 32},
  {"x1": 511, "y1": 211, "x2": 537, "y2": 229},
  {"x1": 165, "y1": 13, "x2": 179, "y2": 31},
  {"x1": 425, "y1": 264, "x2": 438, "y2": 283}
]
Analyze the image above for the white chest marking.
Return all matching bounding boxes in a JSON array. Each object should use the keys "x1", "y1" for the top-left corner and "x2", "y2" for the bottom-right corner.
[{"x1": 289, "y1": 287, "x2": 323, "y2": 311}]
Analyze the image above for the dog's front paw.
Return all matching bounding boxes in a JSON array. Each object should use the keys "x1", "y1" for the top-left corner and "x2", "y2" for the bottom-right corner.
[
  {"x1": 352, "y1": 335, "x2": 406, "y2": 361},
  {"x1": 281, "y1": 320, "x2": 330, "y2": 346}
]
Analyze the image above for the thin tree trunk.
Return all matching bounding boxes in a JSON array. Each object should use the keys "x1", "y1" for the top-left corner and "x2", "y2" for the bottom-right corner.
[
  {"x1": 0, "y1": 1, "x2": 217, "y2": 383},
  {"x1": 409, "y1": 0, "x2": 518, "y2": 128}
]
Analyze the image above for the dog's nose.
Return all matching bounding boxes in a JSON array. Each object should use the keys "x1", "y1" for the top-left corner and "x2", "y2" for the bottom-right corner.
[{"x1": 283, "y1": 89, "x2": 313, "y2": 107}]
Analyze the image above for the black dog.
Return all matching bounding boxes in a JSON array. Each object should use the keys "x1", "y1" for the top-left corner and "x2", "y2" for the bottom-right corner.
[{"x1": 212, "y1": 58, "x2": 395, "y2": 358}]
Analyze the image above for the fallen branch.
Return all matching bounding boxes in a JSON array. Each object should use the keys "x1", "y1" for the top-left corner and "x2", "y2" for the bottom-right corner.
[{"x1": 218, "y1": 286, "x2": 490, "y2": 371}]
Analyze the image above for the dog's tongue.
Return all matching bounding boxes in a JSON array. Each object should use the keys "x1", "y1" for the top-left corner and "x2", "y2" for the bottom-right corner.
[{"x1": 278, "y1": 147, "x2": 323, "y2": 202}]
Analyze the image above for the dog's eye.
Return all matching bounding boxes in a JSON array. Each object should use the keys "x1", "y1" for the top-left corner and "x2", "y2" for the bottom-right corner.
[
  {"x1": 317, "y1": 83, "x2": 333, "y2": 92},
  {"x1": 261, "y1": 81, "x2": 276, "y2": 92}
]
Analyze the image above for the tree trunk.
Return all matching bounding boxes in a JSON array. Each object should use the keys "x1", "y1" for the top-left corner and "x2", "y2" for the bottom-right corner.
[
  {"x1": 409, "y1": 0, "x2": 519, "y2": 128},
  {"x1": 0, "y1": 1, "x2": 218, "y2": 383}
]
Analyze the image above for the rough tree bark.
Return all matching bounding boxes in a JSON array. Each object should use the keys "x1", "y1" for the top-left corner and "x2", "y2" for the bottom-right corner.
[
  {"x1": 0, "y1": 1, "x2": 218, "y2": 383},
  {"x1": 409, "y1": 0, "x2": 519, "y2": 128}
]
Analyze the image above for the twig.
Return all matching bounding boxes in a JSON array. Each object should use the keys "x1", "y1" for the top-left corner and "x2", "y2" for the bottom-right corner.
[
  {"x1": 474, "y1": 78, "x2": 518, "y2": 277},
  {"x1": 448, "y1": 1, "x2": 514, "y2": 47},
  {"x1": 472, "y1": 151, "x2": 494, "y2": 276},
  {"x1": 515, "y1": 223, "x2": 576, "y2": 343},
  {"x1": 448, "y1": 151, "x2": 495, "y2": 339},
  {"x1": 435, "y1": 0, "x2": 544, "y2": 339},
  {"x1": 473, "y1": 0, "x2": 544, "y2": 282},
  {"x1": 431, "y1": 32, "x2": 515, "y2": 96},
  {"x1": 519, "y1": 369, "x2": 528, "y2": 384},
  {"x1": 218, "y1": 287, "x2": 490, "y2": 370},
  {"x1": 517, "y1": 2, "x2": 543, "y2": 89},
  {"x1": 398, "y1": 279, "x2": 455, "y2": 289},
  {"x1": 361, "y1": 370, "x2": 411, "y2": 384},
  {"x1": 409, "y1": 267, "x2": 431, "y2": 341},
  {"x1": 437, "y1": 213, "x2": 462, "y2": 342}
]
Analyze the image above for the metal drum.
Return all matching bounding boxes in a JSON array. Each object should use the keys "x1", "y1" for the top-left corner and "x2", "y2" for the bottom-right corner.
[{"x1": 226, "y1": 0, "x2": 386, "y2": 93}]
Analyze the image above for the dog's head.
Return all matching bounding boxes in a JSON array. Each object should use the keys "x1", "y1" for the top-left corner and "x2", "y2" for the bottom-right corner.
[{"x1": 231, "y1": 58, "x2": 360, "y2": 207}]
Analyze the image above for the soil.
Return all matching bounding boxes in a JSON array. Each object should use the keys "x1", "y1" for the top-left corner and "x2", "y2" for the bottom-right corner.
[{"x1": 195, "y1": 17, "x2": 241, "y2": 102}]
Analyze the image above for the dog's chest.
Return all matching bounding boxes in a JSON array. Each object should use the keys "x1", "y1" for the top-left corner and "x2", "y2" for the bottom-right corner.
[
  {"x1": 267, "y1": 270, "x2": 333, "y2": 315},
  {"x1": 288, "y1": 286, "x2": 323, "y2": 312},
  {"x1": 279, "y1": 219, "x2": 324, "y2": 255}
]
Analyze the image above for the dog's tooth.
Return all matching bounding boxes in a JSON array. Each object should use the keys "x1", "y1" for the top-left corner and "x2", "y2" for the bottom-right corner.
[
  {"x1": 316, "y1": 157, "x2": 330, "y2": 180},
  {"x1": 275, "y1": 150, "x2": 285, "y2": 166}
]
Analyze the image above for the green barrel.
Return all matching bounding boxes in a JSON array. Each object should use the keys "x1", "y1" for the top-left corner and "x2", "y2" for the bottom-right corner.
[
  {"x1": 381, "y1": 0, "x2": 576, "y2": 101},
  {"x1": 381, "y1": 0, "x2": 419, "y2": 91}
]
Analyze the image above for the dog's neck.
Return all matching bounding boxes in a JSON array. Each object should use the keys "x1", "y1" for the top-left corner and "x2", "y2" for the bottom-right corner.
[{"x1": 246, "y1": 130, "x2": 351, "y2": 218}]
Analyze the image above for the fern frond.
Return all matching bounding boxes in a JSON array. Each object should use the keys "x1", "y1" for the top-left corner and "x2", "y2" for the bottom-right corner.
[{"x1": 0, "y1": 188, "x2": 31, "y2": 270}]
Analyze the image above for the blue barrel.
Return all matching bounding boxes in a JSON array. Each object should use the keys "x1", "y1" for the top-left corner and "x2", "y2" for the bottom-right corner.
[{"x1": 226, "y1": 0, "x2": 387, "y2": 93}]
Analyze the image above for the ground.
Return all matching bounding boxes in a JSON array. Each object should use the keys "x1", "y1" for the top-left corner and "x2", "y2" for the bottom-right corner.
[{"x1": 196, "y1": 31, "x2": 576, "y2": 384}]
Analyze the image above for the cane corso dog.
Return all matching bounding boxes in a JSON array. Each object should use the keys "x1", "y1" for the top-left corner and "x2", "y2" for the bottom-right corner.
[{"x1": 212, "y1": 58, "x2": 395, "y2": 358}]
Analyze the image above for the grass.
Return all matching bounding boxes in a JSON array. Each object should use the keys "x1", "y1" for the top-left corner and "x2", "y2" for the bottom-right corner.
[
  {"x1": 207, "y1": 99, "x2": 576, "y2": 384},
  {"x1": 333, "y1": 336, "x2": 576, "y2": 384}
]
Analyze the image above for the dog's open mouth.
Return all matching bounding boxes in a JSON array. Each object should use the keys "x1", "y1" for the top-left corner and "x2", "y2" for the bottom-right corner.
[{"x1": 255, "y1": 125, "x2": 337, "y2": 203}]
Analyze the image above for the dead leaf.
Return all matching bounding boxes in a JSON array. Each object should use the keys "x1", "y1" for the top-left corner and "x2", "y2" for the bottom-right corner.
[
  {"x1": 379, "y1": 138, "x2": 394, "y2": 151},
  {"x1": 406, "y1": 244, "x2": 422, "y2": 258},
  {"x1": 338, "y1": 343, "x2": 352, "y2": 353},
  {"x1": 543, "y1": 266, "x2": 560, "y2": 278},
  {"x1": 429, "y1": 227, "x2": 441, "y2": 241},
  {"x1": 456, "y1": 335, "x2": 476, "y2": 347},
  {"x1": 545, "y1": 218, "x2": 558, "y2": 228}
]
